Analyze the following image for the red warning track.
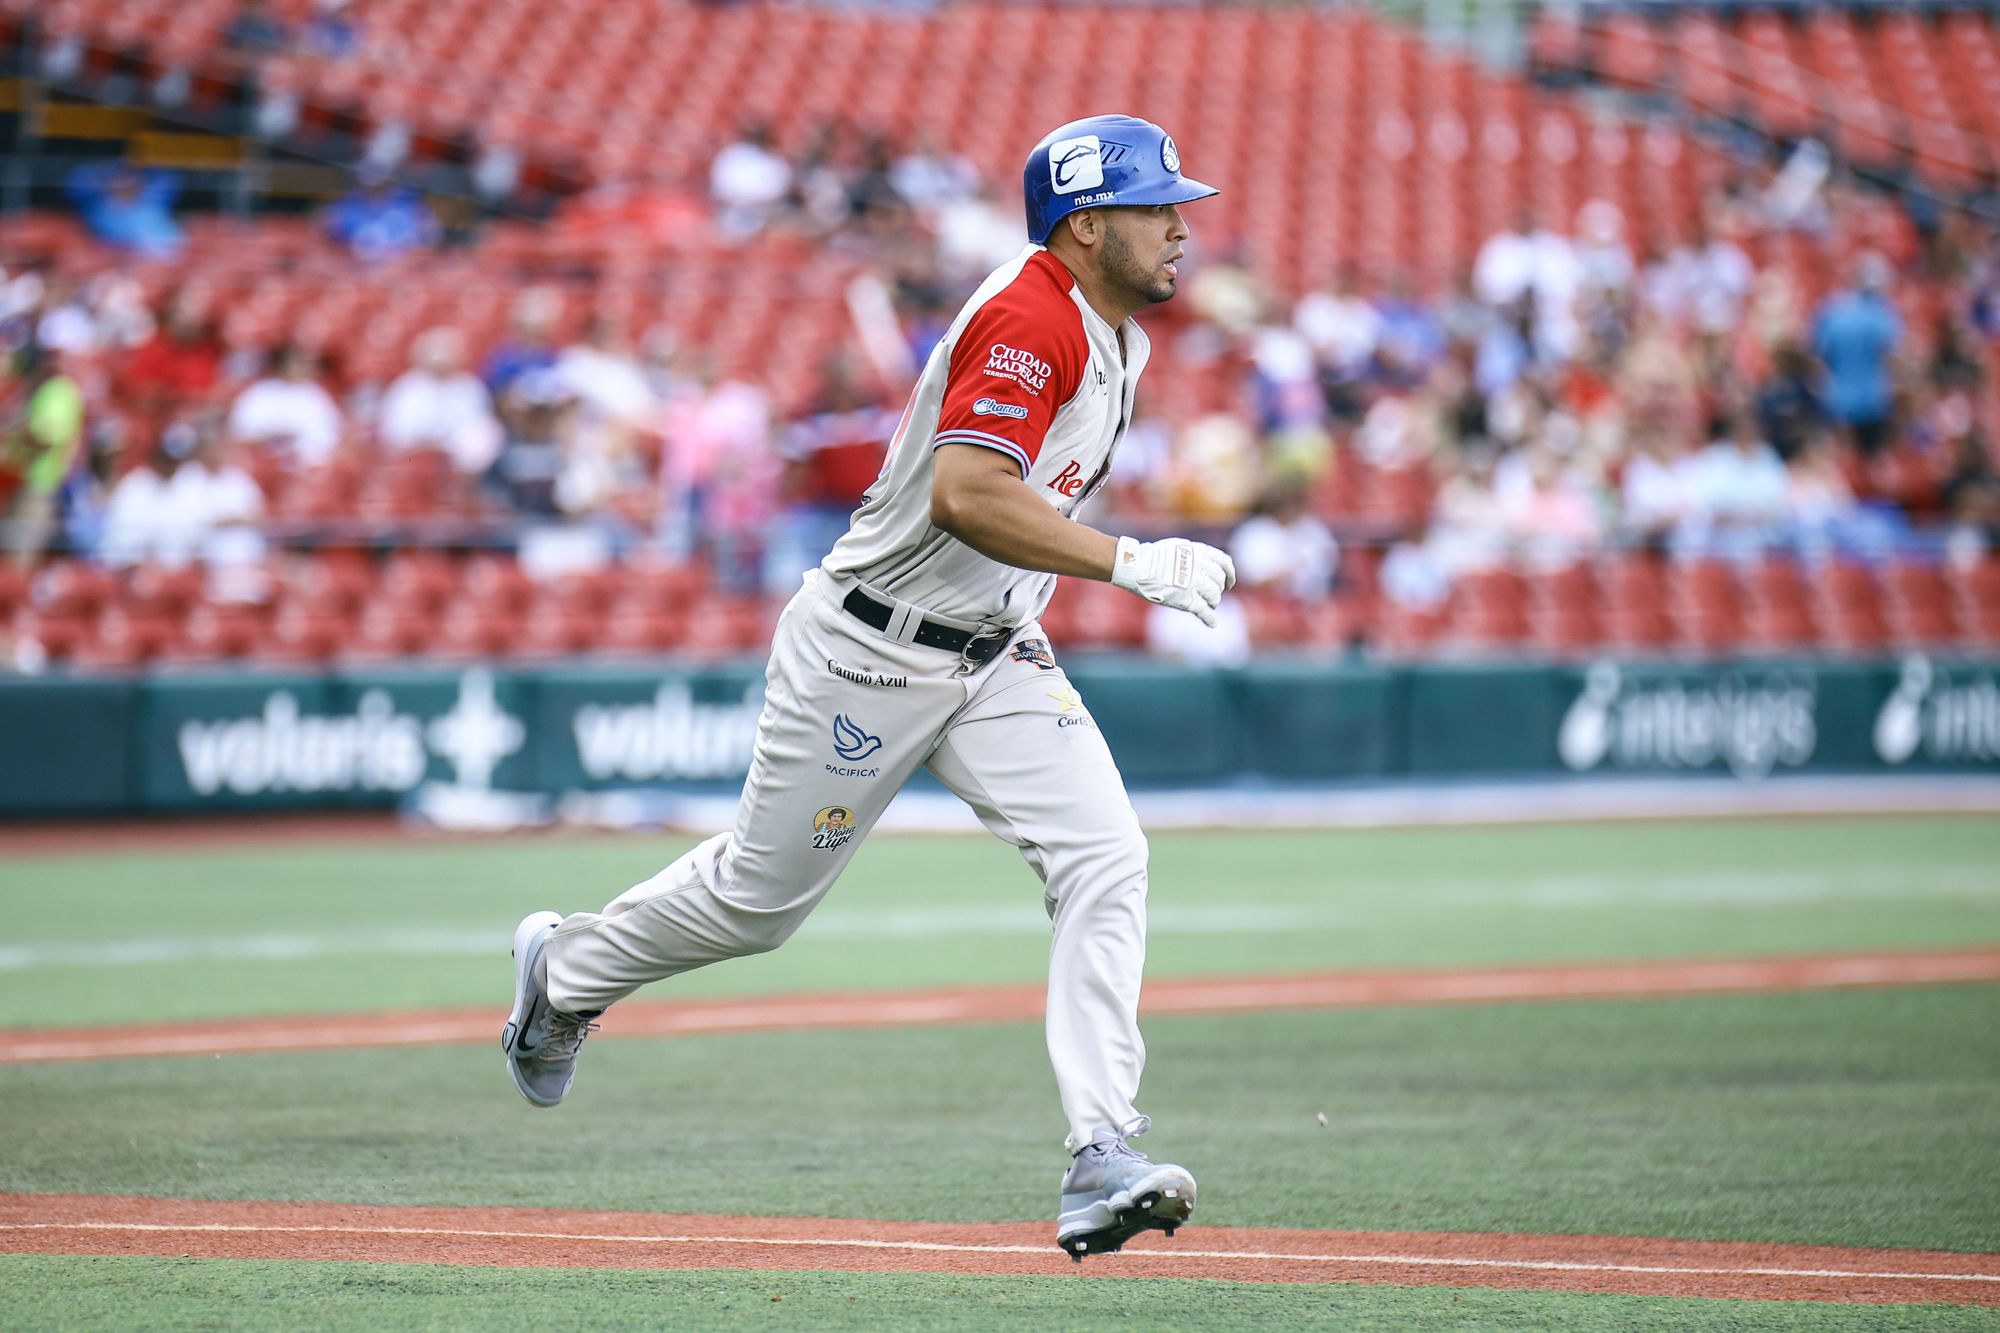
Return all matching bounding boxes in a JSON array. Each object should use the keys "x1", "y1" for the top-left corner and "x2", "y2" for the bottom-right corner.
[
  {"x1": 3, "y1": 948, "x2": 1997, "y2": 1066},
  {"x1": 1, "y1": 1193, "x2": 1994, "y2": 1305}
]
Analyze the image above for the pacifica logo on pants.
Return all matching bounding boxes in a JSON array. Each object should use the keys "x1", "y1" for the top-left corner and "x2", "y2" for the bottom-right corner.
[{"x1": 827, "y1": 713, "x2": 882, "y2": 777}]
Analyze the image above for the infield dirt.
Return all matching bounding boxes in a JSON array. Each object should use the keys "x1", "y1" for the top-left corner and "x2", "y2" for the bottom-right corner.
[{"x1": 4, "y1": 1193, "x2": 1995, "y2": 1306}]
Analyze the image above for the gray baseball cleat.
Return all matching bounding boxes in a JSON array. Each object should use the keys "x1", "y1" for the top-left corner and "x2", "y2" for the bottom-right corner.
[
  {"x1": 1056, "y1": 1129, "x2": 1196, "y2": 1262},
  {"x1": 500, "y1": 911, "x2": 600, "y2": 1108}
]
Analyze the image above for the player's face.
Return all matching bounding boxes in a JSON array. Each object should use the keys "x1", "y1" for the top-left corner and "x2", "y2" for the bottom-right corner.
[{"x1": 1097, "y1": 205, "x2": 1189, "y2": 306}]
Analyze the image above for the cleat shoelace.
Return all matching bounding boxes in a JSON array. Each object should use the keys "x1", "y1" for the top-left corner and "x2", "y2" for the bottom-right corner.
[
  {"x1": 538, "y1": 1012, "x2": 601, "y2": 1062},
  {"x1": 1083, "y1": 1138, "x2": 1150, "y2": 1169}
]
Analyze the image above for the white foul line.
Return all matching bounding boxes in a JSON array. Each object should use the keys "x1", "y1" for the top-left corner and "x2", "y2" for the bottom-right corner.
[{"x1": 1, "y1": 1221, "x2": 1995, "y2": 1286}]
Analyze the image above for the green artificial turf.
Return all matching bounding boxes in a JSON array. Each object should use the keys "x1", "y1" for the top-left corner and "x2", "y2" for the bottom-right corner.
[
  {"x1": 6, "y1": 986, "x2": 1996, "y2": 1252},
  {"x1": 2, "y1": 1257, "x2": 1992, "y2": 1332},
  {"x1": 2, "y1": 817, "x2": 1996, "y2": 1028}
]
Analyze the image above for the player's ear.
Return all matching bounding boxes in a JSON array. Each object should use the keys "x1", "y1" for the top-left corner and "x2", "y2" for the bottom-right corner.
[{"x1": 1064, "y1": 209, "x2": 1100, "y2": 247}]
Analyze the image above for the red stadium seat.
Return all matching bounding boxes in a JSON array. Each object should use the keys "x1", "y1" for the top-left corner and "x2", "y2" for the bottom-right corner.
[
  {"x1": 1739, "y1": 558, "x2": 1819, "y2": 653},
  {"x1": 1666, "y1": 559, "x2": 1744, "y2": 657},
  {"x1": 1947, "y1": 558, "x2": 2000, "y2": 647},
  {"x1": 1881, "y1": 561, "x2": 1960, "y2": 648},
  {"x1": 1444, "y1": 566, "x2": 1529, "y2": 653},
  {"x1": 250, "y1": 605, "x2": 347, "y2": 666},
  {"x1": 1812, "y1": 564, "x2": 1890, "y2": 654},
  {"x1": 1597, "y1": 555, "x2": 1672, "y2": 652},
  {"x1": 340, "y1": 604, "x2": 432, "y2": 663},
  {"x1": 157, "y1": 602, "x2": 266, "y2": 665}
]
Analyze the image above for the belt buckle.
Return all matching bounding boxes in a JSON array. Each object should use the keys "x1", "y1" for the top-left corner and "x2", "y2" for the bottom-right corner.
[{"x1": 961, "y1": 627, "x2": 1012, "y2": 671}]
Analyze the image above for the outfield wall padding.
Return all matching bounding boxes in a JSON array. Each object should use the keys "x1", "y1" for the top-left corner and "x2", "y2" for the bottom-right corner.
[{"x1": 3, "y1": 655, "x2": 1995, "y2": 814}]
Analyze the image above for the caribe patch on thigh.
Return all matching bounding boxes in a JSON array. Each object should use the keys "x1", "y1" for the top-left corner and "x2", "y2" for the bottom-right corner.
[{"x1": 1010, "y1": 638, "x2": 1057, "y2": 671}]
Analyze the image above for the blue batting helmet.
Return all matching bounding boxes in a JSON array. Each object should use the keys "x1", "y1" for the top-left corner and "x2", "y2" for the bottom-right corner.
[{"x1": 1022, "y1": 114, "x2": 1219, "y2": 245}]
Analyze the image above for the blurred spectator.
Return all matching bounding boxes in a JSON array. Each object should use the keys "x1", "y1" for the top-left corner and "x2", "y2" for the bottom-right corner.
[
  {"x1": 491, "y1": 369, "x2": 575, "y2": 517},
  {"x1": 1372, "y1": 271, "x2": 1446, "y2": 389},
  {"x1": 1250, "y1": 320, "x2": 1327, "y2": 438},
  {"x1": 1473, "y1": 212, "x2": 1580, "y2": 358},
  {"x1": 1619, "y1": 431, "x2": 1690, "y2": 545},
  {"x1": 1753, "y1": 340, "x2": 1826, "y2": 463},
  {"x1": 710, "y1": 122, "x2": 792, "y2": 239},
  {"x1": 891, "y1": 133, "x2": 978, "y2": 213},
  {"x1": 1573, "y1": 199, "x2": 1636, "y2": 302},
  {"x1": 100, "y1": 422, "x2": 264, "y2": 570},
  {"x1": 300, "y1": 0, "x2": 361, "y2": 59},
  {"x1": 1146, "y1": 596, "x2": 1250, "y2": 666},
  {"x1": 1813, "y1": 252, "x2": 1903, "y2": 459},
  {"x1": 1676, "y1": 410, "x2": 1790, "y2": 557},
  {"x1": 848, "y1": 135, "x2": 910, "y2": 232},
  {"x1": 324, "y1": 168, "x2": 439, "y2": 262},
  {"x1": 1159, "y1": 414, "x2": 1261, "y2": 523},
  {"x1": 933, "y1": 183, "x2": 1025, "y2": 284},
  {"x1": 118, "y1": 290, "x2": 222, "y2": 457},
  {"x1": 32, "y1": 278, "x2": 99, "y2": 356},
  {"x1": 635, "y1": 324, "x2": 684, "y2": 403},
  {"x1": 1495, "y1": 442, "x2": 1606, "y2": 561},
  {"x1": 470, "y1": 136, "x2": 525, "y2": 219},
  {"x1": 1379, "y1": 525, "x2": 1455, "y2": 614},
  {"x1": 557, "y1": 318, "x2": 661, "y2": 440},
  {"x1": 483, "y1": 288, "x2": 561, "y2": 398},
  {"x1": 379, "y1": 328, "x2": 502, "y2": 475},
  {"x1": 1, "y1": 350, "x2": 85, "y2": 564},
  {"x1": 1941, "y1": 430, "x2": 2000, "y2": 543},
  {"x1": 552, "y1": 320, "x2": 664, "y2": 526},
  {"x1": 223, "y1": 0, "x2": 291, "y2": 57},
  {"x1": 1651, "y1": 221, "x2": 1753, "y2": 340},
  {"x1": 1232, "y1": 483, "x2": 1339, "y2": 601},
  {"x1": 227, "y1": 346, "x2": 343, "y2": 466},
  {"x1": 790, "y1": 121, "x2": 859, "y2": 237},
  {"x1": 65, "y1": 165, "x2": 185, "y2": 260},
  {"x1": 657, "y1": 358, "x2": 772, "y2": 578},
  {"x1": 1788, "y1": 431, "x2": 1862, "y2": 550},
  {"x1": 765, "y1": 355, "x2": 895, "y2": 590},
  {"x1": 1293, "y1": 267, "x2": 1380, "y2": 418}
]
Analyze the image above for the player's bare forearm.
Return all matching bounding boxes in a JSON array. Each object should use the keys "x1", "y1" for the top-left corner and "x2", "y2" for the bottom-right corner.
[{"x1": 931, "y1": 443, "x2": 1118, "y2": 580}]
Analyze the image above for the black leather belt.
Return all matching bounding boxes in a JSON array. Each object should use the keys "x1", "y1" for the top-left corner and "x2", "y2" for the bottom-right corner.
[{"x1": 842, "y1": 588, "x2": 1013, "y2": 664}]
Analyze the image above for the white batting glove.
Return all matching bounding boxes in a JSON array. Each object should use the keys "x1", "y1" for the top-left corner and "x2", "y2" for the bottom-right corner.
[{"x1": 1110, "y1": 535, "x2": 1237, "y2": 628}]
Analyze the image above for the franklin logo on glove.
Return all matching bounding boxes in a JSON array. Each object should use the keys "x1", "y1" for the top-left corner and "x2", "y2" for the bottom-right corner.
[{"x1": 1110, "y1": 535, "x2": 1235, "y2": 628}]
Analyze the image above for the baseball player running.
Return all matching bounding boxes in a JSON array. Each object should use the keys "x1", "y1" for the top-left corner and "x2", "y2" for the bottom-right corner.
[{"x1": 503, "y1": 114, "x2": 1233, "y2": 1261}]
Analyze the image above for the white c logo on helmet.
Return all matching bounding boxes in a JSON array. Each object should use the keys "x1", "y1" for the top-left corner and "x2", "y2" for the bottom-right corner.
[{"x1": 1048, "y1": 135, "x2": 1105, "y2": 194}]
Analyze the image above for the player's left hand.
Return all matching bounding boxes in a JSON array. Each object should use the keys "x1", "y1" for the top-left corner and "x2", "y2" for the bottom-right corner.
[{"x1": 1110, "y1": 535, "x2": 1237, "y2": 627}]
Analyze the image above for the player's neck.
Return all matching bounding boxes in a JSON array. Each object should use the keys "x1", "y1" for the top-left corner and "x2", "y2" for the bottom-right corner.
[{"x1": 1046, "y1": 247, "x2": 1141, "y2": 329}]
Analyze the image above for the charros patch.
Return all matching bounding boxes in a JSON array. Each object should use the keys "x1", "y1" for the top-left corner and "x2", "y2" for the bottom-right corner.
[{"x1": 972, "y1": 397, "x2": 1029, "y2": 420}]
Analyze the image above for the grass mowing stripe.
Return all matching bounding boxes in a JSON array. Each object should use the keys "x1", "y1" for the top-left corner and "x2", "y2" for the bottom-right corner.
[
  {"x1": 8, "y1": 948, "x2": 2000, "y2": 1065},
  {"x1": 5, "y1": 987, "x2": 1995, "y2": 1250},
  {"x1": 8, "y1": 1220, "x2": 1997, "y2": 1289},
  {"x1": 8, "y1": 1256, "x2": 1996, "y2": 1333},
  {"x1": 4, "y1": 861, "x2": 1993, "y2": 971},
  {"x1": 5, "y1": 818, "x2": 1997, "y2": 1029}
]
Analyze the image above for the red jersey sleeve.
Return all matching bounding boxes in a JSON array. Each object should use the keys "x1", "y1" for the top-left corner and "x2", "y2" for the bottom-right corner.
[{"x1": 933, "y1": 276, "x2": 1087, "y2": 476}]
